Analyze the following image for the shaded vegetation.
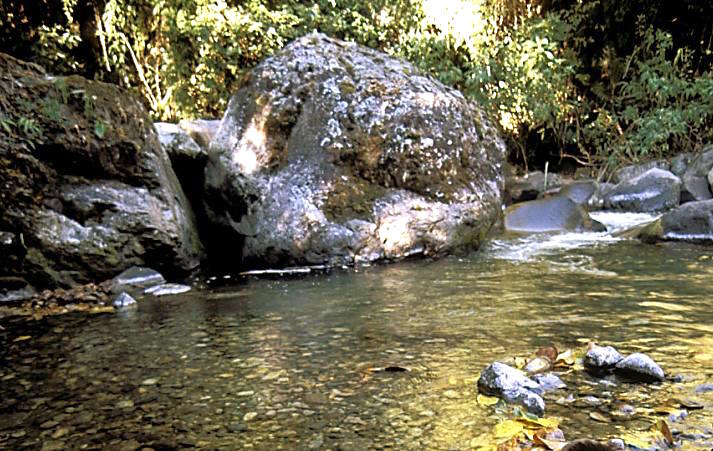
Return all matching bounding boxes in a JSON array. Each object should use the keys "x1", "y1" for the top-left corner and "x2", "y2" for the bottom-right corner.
[{"x1": 3, "y1": 0, "x2": 713, "y2": 171}]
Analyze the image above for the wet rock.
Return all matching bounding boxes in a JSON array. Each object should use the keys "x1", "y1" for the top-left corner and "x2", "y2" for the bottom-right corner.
[
  {"x1": 524, "y1": 357, "x2": 552, "y2": 375},
  {"x1": 694, "y1": 383, "x2": 713, "y2": 393},
  {"x1": 680, "y1": 174, "x2": 712, "y2": 203},
  {"x1": 178, "y1": 119, "x2": 220, "y2": 150},
  {"x1": 506, "y1": 171, "x2": 562, "y2": 204},
  {"x1": 614, "y1": 353, "x2": 665, "y2": 382},
  {"x1": 604, "y1": 168, "x2": 681, "y2": 212},
  {"x1": 113, "y1": 292, "x2": 136, "y2": 309},
  {"x1": 670, "y1": 153, "x2": 694, "y2": 176},
  {"x1": 680, "y1": 146, "x2": 713, "y2": 202},
  {"x1": 155, "y1": 122, "x2": 206, "y2": 163},
  {"x1": 532, "y1": 373, "x2": 567, "y2": 392},
  {"x1": 613, "y1": 160, "x2": 670, "y2": 184},
  {"x1": 144, "y1": 283, "x2": 191, "y2": 296},
  {"x1": 504, "y1": 196, "x2": 606, "y2": 233},
  {"x1": 0, "y1": 52, "x2": 203, "y2": 289},
  {"x1": 559, "y1": 181, "x2": 599, "y2": 206},
  {"x1": 111, "y1": 267, "x2": 165, "y2": 293},
  {"x1": 477, "y1": 362, "x2": 544, "y2": 415},
  {"x1": 639, "y1": 199, "x2": 713, "y2": 242},
  {"x1": 584, "y1": 344, "x2": 623, "y2": 372},
  {"x1": 204, "y1": 32, "x2": 504, "y2": 267}
]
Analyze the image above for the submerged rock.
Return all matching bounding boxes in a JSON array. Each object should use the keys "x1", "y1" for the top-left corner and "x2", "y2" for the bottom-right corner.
[
  {"x1": 144, "y1": 283, "x2": 191, "y2": 296},
  {"x1": 584, "y1": 345, "x2": 623, "y2": 371},
  {"x1": 604, "y1": 168, "x2": 681, "y2": 212},
  {"x1": 113, "y1": 292, "x2": 137, "y2": 308},
  {"x1": 204, "y1": 32, "x2": 504, "y2": 268},
  {"x1": 504, "y1": 196, "x2": 606, "y2": 233},
  {"x1": 614, "y1": 353, "x2": 665, "y2": 382},
  {"x1": 478, "y1": 362, "x2": 545, "y2": 415},
  {"x1": 0, "y1": 52, "x2": 203, "y2": 289},
  {"x1": 111, "y1": 267, "x2": 166, "y2": 293},
  {"x1": 532, "y1": 373, "x2": 567, "y2": 392}
]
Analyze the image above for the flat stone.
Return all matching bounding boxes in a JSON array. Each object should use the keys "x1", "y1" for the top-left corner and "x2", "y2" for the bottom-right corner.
[
  {"x1": 695, "y1": 383, "x2": 713, "y2": 393},
  {"x1": 112, "y1": 267, "x2": 165, "y2": 293},
  {"x1": 532, "y1": 373, "x2": 567, "y2": 392},
  {"x1": 614, "y1": 353, "x2": 665, "y2": 382},
  {"x1": 504, "y1": 196, "x2": 605, "y2": 233}
]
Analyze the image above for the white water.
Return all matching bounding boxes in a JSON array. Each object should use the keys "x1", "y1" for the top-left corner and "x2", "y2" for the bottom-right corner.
[{"x1": 485, "y1": 211, "x2": 659, "y2": 276}]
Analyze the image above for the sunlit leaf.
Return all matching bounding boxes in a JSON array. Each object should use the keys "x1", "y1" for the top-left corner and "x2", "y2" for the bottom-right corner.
[
  {"x1": 493, "y1": 420, "x2": 524, "y2": 441},
  {"x1": 13, "y1": 335, "x2": 31, "y2": 342}
]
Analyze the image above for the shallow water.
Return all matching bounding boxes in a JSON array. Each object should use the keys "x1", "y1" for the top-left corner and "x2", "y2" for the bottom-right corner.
[{"x1": 2, "y1": 214, "x2": 713, "y2": 449}]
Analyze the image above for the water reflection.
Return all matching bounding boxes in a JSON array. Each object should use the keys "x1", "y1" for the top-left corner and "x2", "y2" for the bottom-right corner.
[{"x1": 1, "y1": 237, "x2": 713, "y2": 448}]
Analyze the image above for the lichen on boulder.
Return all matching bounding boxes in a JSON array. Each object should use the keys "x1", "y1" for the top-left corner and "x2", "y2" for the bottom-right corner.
[{"x1": 205, "y1": 32, "x2": 505, "y2": 267}]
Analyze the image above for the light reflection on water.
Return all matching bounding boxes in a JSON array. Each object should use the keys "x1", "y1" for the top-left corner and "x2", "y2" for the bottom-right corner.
[{"x1": 1, "y1": 221, "x2": 713, "y2": 448}]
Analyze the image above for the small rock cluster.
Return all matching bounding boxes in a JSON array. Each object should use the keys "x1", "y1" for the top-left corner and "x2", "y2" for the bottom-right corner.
[
  {"x1": 584, "y1": 343, "x2": 665, "y2": 382},
  {"x1": 477, "y1": 343, "x2": 665, "y2": 416}
]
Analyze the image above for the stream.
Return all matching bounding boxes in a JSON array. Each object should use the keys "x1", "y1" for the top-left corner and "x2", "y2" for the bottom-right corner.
[{"x1": 1, "y1": 212, "x2": 713, "y2": 449}]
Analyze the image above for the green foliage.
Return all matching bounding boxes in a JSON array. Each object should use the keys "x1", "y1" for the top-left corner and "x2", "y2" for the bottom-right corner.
[{"x1": 7, "y1": 0, "x2": 713, "y2": 171}]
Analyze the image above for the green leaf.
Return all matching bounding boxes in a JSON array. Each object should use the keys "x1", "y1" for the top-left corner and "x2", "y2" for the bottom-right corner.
[{"x1": 94, "y1": 120, "x2": 107, "y2": 139}]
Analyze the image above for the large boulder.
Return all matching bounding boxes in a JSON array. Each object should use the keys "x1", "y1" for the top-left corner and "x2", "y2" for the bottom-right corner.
[
  {"x1": 604, "y1": 168, "x2": 681, "y2": 212},
  {"x1": 0, "y1": 53, "x2": 203, "y2": 288},
  {"x1": 504, "y1": 196, "x2": 605, "y2": 233},
  {"x1": 204, "y1": 33, "x2": 505, "y2": 267},
  {"x1": 639, "y1": 199, "x2": 713, "y2": 242}
]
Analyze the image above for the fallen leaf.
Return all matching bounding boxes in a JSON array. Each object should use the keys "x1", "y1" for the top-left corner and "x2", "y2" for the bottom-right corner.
[
  {"x1": 554, "y1": 349, "x2": 575, "y2": 366},
  {"x1": 655, "y1": 419, "x2": 674, "y2": 445},
  {"x1": 493, "y1": 420, "x2": 524, "y2": 441},
  {"x1": 13, "y1": 336, "x2": 31, "y2": 342}
]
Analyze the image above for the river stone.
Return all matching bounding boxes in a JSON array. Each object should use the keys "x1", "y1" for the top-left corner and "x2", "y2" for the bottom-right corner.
[
  {"x1": 144, "y1": 283, "x2": 191, "y2": 296},
  {"x1": 584, "y1": 345, "x2": 623, "y2": 371},
  {"x1": 113, "y1": 292, "x2": 137, "y2": 308},
  {"x1": 681, "y1": 147, "x2": 713, "y2": 202},
  {"x1": 506, "y1": 171, "x2": 562, "y2": 204},
  {"x1": 0, "y1": 52, "x2": 203, "y2": 289},
  {"x1": 532, "y1": 373, "x2": 567, "y2": 392},
  {"x1": 640, "y1": 199, "x2": 713, "y2": 242},
  {"x1": 111, "y1": 267, "x2": 165, "y2": 293},
  {"x1": 504, "y1": 196, "x2": 606, "y2": 233},
  {"x1": 204, "y1": 32, "x2": 504, "y2": 267},
  {"x1": 614, "y1": 353, "x2": 665, "y2": 382},
  {"x1": 613, "y1": 160, "x2": 670, "y2": 184},
  {"x1": 604, "y1": 168, "x2": 681, "y2": 212},
  {"x1": 559, "y1": 181, "x2": 599, "y2": 206},
  {"x1": 478, "y1": 362, "x2": 544, "y2": 415}
]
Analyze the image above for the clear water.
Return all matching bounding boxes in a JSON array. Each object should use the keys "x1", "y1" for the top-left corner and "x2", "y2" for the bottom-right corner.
[{"x1": 2, "y1": 213, "x2": 713, "y2": 449}]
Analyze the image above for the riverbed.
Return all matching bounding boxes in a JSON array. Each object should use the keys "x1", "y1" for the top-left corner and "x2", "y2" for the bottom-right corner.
[{"x1": 1, "y1": 213, "x2": 713, "y2": 449}]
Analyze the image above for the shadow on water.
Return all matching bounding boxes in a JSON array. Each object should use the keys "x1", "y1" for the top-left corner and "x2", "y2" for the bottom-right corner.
[{"x1": 2, "y1": 222, "x2": 713, "y2": 448}]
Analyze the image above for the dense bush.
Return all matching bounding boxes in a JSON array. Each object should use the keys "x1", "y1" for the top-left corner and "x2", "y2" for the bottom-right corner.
[{"x1": 3, "y1": 0, "x2": 713, "y2": 171}]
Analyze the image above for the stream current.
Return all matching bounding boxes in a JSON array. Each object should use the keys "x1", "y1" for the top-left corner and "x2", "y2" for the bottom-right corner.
[{"x1": 1, "y1": 212, "x2": 713, "y2": 449}]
